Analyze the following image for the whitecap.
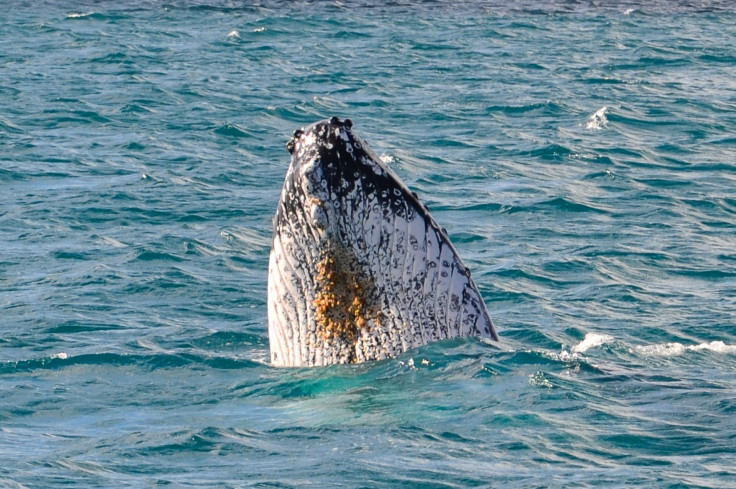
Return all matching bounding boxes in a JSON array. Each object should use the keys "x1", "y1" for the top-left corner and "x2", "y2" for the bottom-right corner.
[
  {"x1": 227, "y1": 29, "x2": 241, "y2": 39},
  {"x1": 688, "y1": 341, "x2": 736, "y2": 354},
  {"x1": 556, "y1": 349, "x2": 577, "y2": 362},
  {"x1": 635, "y1": 342, "x2": 686, "y2": 357},
  {"x1": 584, "y1": 106, "x2": 608, "y2": 130},
  {"x1": 572, "y1": 332, "x2": 615, "y2": 354},
  {"x1": 635, "y1": 340, "x2": 736, "y2": 357},
  {"x1": 553, "y1": 333, "x2": 614, "y2": 363},
  {"x1": 66, "y1": 12, "x2": 94, "y2": 19}
]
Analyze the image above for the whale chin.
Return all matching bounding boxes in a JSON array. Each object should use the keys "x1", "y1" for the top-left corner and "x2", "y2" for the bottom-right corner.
[{"x1": 267, "y1": 117, "x2": 497, "y2": 367}]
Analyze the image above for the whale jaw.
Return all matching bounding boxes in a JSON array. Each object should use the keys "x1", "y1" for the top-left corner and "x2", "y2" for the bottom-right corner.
[{"x1": 268, "y1": 117, "x2": 497, "y2": 367}]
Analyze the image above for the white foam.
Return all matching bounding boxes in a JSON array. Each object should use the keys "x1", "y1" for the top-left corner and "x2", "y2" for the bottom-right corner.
[
  {"x1": 584, "y1": 106, "x2": 608, "y2": 130},
  {"x1": 572, "y1": 333, "x2": 615, "y2": 354},
  {"x1": 227, "y1": 30, "x2": 241, "y2": 39},
  {"x1": 546, "y1": 334, "x2": 735, "y2": 365},
  {"x1": 67, "y1": 12, "x2": 94, "y2": 19},
  {"x1": 690, "y1": 341, "x2": 736, "y2": 353},
  {"x1": 528, "y1": 371, "x2": 553, "y2": 388},
  {"x1": 635, "y1": 342, "x2": 686, "y2": 357},
  {"x1": 553, "y1": 333, "x2": 614, "y2": 363},
  {"x1": 635, "y1": 341, "x2": 736, "y2": 357}
]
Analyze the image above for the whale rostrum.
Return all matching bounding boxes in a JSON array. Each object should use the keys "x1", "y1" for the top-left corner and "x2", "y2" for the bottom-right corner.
[{"x1": 267, "y1": 117, "x2": 498, "y2": 367}]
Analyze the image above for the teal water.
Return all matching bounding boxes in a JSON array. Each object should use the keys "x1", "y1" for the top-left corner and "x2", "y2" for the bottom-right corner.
[{"x1": 2, "y1": 1, "x2": 736, "y2": 487}]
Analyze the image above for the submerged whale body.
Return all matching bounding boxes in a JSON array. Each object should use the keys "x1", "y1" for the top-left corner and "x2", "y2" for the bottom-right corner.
[{"x1": 268, "y1": 117, "x2": 498, "y2": 367}]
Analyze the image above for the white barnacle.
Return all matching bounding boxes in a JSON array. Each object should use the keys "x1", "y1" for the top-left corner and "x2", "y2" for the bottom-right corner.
[
  {"x1": 302, "y1": 132, "x2": 316, "y2": 148},
  {"x1": 309, "y1": 198, "x2": 328, "y2": 230}
]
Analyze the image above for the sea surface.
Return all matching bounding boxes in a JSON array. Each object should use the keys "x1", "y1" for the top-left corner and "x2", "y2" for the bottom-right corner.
[{"x1": 2, "y1": 1, "x2": 736, "y2": 487}]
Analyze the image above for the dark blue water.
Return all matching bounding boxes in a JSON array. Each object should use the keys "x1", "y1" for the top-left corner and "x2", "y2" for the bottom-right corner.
[{"x1": 2, "y1": 1, "x2": 736, "y2": 487}]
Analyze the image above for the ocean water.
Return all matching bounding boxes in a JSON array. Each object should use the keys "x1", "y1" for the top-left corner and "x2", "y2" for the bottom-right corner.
[{"x1": 2, "y1": 1, "x2": 736, "y2": 487}]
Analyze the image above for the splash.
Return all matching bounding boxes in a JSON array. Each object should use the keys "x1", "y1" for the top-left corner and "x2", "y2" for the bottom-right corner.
[{"x1": 379, "y1": 154, "x2": 396, "y2": 165}]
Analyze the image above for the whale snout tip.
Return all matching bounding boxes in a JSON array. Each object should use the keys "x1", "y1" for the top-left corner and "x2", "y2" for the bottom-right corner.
[
  {"x1": 328, "y1": 116, "x2": 353, "y2": 130},
  {"x1": 328, "y1": 116, "x2": 351, "y2": 127},
  {"x1": 285, "y1": 117, "x2": 353, "y2": 154}
]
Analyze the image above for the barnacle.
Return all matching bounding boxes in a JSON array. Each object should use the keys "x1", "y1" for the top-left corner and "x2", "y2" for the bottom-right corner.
[{"x1": 313, "y1": 246, "x2": 378, "y2": 351}]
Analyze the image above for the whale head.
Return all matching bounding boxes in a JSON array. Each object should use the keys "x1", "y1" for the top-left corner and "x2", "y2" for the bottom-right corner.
[{"x1": 268, "y1": 117, "x2": 497, "y2": 367}]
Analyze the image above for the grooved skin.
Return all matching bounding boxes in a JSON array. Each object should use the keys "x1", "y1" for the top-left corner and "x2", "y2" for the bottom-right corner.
[{"x1": 268, "y1": 118, "x2": 498, "y2": 367}]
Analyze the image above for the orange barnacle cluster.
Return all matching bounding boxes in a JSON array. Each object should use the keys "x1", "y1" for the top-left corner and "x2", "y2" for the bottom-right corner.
[{"x1": 313, "y1": 246, "x2": 378, "y2": 348}]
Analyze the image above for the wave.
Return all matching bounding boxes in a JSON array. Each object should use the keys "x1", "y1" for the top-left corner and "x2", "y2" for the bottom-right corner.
[
  {"x1": 214, "y1": 122, "x2": 253, "y2": 139},
  {"x1": 555, "y1": 332, "x2": 736, "y2": 362},
  {"x1": 499, "y1": 195, "x2": 612, "y2": 215},
  {"x1": 64, "y1": 11, "x2": 132, "y2": 22},
  {"x1": 65, "y1": 11, "x2": 98, "y2": 19}
]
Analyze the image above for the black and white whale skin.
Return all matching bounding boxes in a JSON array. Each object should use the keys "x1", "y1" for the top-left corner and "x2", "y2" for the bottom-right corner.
[{"x1": 268, "y1": 117, "x2": 498, "y2": 367}]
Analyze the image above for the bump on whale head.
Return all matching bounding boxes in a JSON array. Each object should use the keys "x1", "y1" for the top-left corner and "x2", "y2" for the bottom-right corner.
[{"x1": 267, "y1": 117, "x2": 497, "y2": 367}]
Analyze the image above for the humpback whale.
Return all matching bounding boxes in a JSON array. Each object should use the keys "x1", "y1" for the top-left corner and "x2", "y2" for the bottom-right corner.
[{"x1": 268, "y1": 117, "x2": 498, "y2": 367}]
